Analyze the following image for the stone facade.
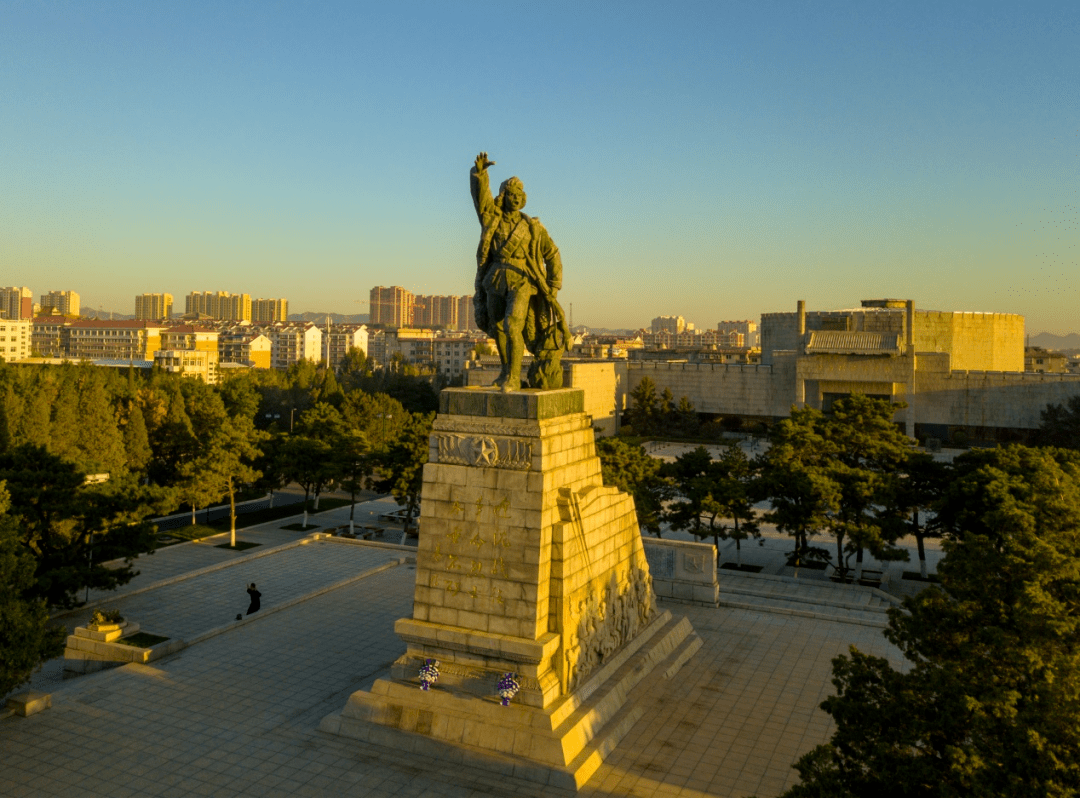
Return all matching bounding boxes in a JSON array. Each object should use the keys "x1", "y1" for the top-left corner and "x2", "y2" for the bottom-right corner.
[{"x1": 323, "y1": 388, "x2": 701, "y2": 788}]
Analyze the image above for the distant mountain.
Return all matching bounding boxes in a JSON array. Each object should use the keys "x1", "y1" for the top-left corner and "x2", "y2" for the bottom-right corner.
[
  {"x1": 82, "y1": 310, "x2": 135, "y2": 320},
  {"x1": 289, "y1": 312, "x2": 370, "y2": 324},
  {"x1": 1029, "y1": 332, "x2": 1080, "y2": 351}
]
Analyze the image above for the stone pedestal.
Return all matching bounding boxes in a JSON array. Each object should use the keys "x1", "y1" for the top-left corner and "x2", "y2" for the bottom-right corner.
[{"x1": 321, "y1": 387, "x2": 700, "y2": 789}]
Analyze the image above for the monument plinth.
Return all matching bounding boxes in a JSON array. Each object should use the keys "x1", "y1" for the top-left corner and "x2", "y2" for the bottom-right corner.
[{"x1": 322, "y1": 387, "x2": 701, "y2": 789}]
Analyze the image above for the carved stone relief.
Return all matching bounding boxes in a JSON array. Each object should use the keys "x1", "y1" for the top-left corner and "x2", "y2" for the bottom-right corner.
[
  {"x1": 435, "y1": 434, "x2": 534, "y2": 470},
  {"x1": 563, "y1": 566, "x2": 656, "y2": 692}
]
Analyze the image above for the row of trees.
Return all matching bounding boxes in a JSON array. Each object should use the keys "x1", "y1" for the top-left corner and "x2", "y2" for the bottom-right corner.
[
  {"x1": 604, "y1": 392, "x2": 1080, "y2": 583},
  {"x1": 0, "y1": 354, "x2": 437, "y2": 695},
  {"x1": 601, "y1": 393, "x2": 931, "y2": 578}
]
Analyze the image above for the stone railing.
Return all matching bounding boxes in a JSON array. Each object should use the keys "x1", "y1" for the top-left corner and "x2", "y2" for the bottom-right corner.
[{"x1": 643, "y1": 538, "x2": 719, "y2": 606}]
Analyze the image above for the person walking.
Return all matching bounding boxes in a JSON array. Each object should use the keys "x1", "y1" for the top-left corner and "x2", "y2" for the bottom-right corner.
[{"x1": 246, "y1": 583, "x2": 261, "y2": 615}]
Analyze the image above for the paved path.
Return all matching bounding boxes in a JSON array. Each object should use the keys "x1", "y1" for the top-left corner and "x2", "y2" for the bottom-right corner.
[
  {"x1": 77, "y1": 495, "x2": 407, "y2": 607},
  {"x1": 3, "y1": 564, "x2": 902, "y2": 798}
]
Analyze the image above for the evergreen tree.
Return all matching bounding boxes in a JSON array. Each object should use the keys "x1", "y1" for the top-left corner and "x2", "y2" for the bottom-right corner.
[
  {"x1": 374, "y1": 412, "x2": 433, "y2": 533},
  {"x1": 779, "y1": 444, "x2": 1080, "y2": 798},
  {"x1": 595, "y1": 436, "x2": 670, "y2": 536},
  {"x1": 626, "y1": 376, "x2": 659, "y2": 435},
  {"x1": 0, "y1": 484, "x2": 65, "y2": 697}
]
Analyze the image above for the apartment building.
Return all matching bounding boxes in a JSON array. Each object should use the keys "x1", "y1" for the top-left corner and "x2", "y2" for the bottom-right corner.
[
  {"x1": 41, "y1": 290, "x2": 80, "y2": 317},
  {"x1": 0, "y1": 319, "x2": 32, "y2": 361},
  {"x1": 323, "y1": 324, "x2": 368, "y2": 368},
  {"x1": 185, "y1": 291, "x2": 252, "y2": 322},
  {"x1": 135, "y1": 293, "x2": 174, "y2": 321},
  {"x1": 154, "y1": 349, "x2": 220, "y2": 384},
  {"x1": 219, "y1": 332, "x2": 272, "y2": 369},
  {"x1": 64, "y1": 320, "x2": 166, "y2": 361},
  {"x1": 432, "y1": 335, "x2": 489, "y2": 380},
  {"x1": 272, "y1": 323, "x2": 322, "y2": 369},
  {"x1": 253, "y1": 298, "x2": 289, "y2": 324},
  {"x1": 161, "y1": 325, "x2": 219, "y2": 352},
  {"x1": 369, "y1": 286, "x2": 414, "y2": 327},
  {"x1": 0, "y1": 287, "x2": 33, "y2": 320}
]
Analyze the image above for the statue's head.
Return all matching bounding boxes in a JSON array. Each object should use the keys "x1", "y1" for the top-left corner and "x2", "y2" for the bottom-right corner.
[{"x1": 498, "y1": 176, "x2": 526, "y2": 212}]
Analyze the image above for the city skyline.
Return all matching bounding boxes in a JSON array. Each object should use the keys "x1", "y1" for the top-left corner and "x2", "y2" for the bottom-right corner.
[{"x1": 2, "y1": 2, "x2": 1077, "y2": 332}]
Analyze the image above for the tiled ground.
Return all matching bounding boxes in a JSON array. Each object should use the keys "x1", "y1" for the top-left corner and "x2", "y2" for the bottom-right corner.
[{"x1": 3, "y1": 547, "x2": 903, "y2": 798}]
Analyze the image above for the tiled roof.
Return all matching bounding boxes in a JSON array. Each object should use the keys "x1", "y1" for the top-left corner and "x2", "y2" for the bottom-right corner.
[{"x1": 805, "y1": 331, "x2": 901, "y2": 355}]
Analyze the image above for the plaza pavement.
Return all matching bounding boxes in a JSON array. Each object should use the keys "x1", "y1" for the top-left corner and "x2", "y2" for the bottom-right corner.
[{"x1": 2, "y1": 498, "x2": 913, "y2": 798}]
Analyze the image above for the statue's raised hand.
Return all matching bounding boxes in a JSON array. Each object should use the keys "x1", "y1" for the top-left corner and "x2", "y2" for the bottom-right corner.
[{"x1": 475, "y1": 152, "x2": 495, "y2": 173}]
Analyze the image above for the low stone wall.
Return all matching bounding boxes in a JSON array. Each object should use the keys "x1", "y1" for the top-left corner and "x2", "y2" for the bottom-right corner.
[{"x1": 643, "y1": 538, "x2": 719, "y2": 606}]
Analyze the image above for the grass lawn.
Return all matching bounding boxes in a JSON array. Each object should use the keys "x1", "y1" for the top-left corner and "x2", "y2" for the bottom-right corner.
[{"x1": 117, "y1": 632, "x2": 170, "y2": 648}]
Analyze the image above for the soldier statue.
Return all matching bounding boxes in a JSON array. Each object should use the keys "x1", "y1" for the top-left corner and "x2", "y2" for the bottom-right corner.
[{"x1": 471, "y1": 152, "x2": 571, "y2": 391}]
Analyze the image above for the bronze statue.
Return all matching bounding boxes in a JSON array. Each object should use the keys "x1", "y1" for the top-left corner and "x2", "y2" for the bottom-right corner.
[{"x1": 471, "y1": 152, "x2": 571, "y2": 391}]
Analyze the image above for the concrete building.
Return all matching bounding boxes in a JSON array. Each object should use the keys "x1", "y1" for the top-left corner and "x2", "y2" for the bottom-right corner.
[
  {"x1": 471, "y1": 298, "x2": 1080, "y2": 443},
  {"x1": 185, "y1": 291, "x2": 252, "y2": 322},
  {"x1": 716, "y1": 319, "x2": 759, "y2": 348},
  {"x1": 253, "y1": 298, "x2": 289, "y2": 324},
  {"x1": 134, "y1": 293, "x2": 174, "y2": 321},
  {"x1": 219, "y1": 332, "x2": 272, "y2": 369},
  {"x1": 64, "y1": 320, "x2": 166, "y2": 361},
  {"x1": 40, "y1": 290, "x2": 79, "y2": 317},
  {"x1": 0, "y1": 287, "x2": 33, "y2": 320},
  {"x1": 0, "y1": 319, "x2": 32, "y2": 361},
  {"x1": 161, "y1": 325, "x2": 218, "y2": 352},
  {"x1": 323, "y1": 324, "x2": 368, "y2": 369},
  {"x1": 457, "y1": 294, "x2": 476, "y2": 331},
  {"x1": 153, "y1": 348, "x2": 220, "y2": 384},
  {"x1": 651, "y1": 315, "x2": 687, "y2": 335},
  {"x1": 369, "y1": 286, "x2": 413, "y2": 327},
  {"x1": 272, "y1": 323, "x2": 323, "y2": 369},
  {"x1": 431, "y1": 334, "x2": 491, "y2": 380},
  {"x1": 1025, "y1": 347, "x2": 1069, "y2": 373},
  {"x1": 413, "y1": 295, "x2": 462, "y2": 329}
]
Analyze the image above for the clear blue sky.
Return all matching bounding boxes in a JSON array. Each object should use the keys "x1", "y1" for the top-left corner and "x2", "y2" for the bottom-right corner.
[{"x1": 2, "y1": 1, "x2": 1077, "y2": 332}]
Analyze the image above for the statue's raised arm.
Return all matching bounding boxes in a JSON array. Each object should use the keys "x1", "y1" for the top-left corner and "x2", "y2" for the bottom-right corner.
[{"x1": 469, "y1": 152, "x2": 570, "y2": 392}]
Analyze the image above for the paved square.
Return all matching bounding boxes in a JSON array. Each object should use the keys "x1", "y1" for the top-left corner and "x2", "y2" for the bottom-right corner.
[{"x1": 3, "y1": 539, "x2": 903, "y2": 798}]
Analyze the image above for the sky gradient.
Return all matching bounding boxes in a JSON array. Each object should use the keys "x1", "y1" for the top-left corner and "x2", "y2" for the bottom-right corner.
[{"x1": 2, "y1": 1, "x2": 1077, "y2": 332}]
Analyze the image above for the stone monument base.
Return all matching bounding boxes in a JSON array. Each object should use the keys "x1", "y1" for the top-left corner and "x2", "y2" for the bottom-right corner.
[
  {"x1": 320, "y1": 387, "x2": 701, "y2": 790},
  {"x1": 319, "y1": 610, "x2": 699, "y2": 789}
]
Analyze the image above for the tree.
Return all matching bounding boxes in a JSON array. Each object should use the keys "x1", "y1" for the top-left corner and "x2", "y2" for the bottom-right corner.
[
  {"x1": 336, "y1": 346, "x2": 370, "y2": 392},
  {"x1": 820, "y1": 395, "x2": 914, "y2": 580},
  {"x1": 278, "y1": 435, "x2": 334, "y2": 528},
  {"x1": 626, "y1": 376, "x2": 659, "y2": 435},
  {"x1": 663, "y1": 446, "x2": 726, "y2": 541},
  {"x1": 0, "y1": 483, "x2": 66, "y2": 697},
  {"x1": 779, "y1": 444, "x2": 1080, "y2": 798},
  {"x1": 1034, "y1": 395, "x2": 1080, "y2": 450},
  {"x1": 710, "y1": 442, "x2": 761, "y2": 567},
  {"x1": 179, "y1": 417, "x2": 268, "y2": 546},
  {"x1": 756, "y1": 407, "x2": 838, "y2": 570},
  {"x1": 374, "y1": 412, "x2": 433, "y2": 533},
  {"x1": 595, "y1": 436, "x2": 670, "y2": 536},
  {"x1": 335, "y1": 428, "x2": 371, "y2": 532},
  {"x1": 0, "y1": 445, "x2": 172, "y2": 608},
  {"x1": 880, "y1": 450, "x2": 948, "y2": 579}
]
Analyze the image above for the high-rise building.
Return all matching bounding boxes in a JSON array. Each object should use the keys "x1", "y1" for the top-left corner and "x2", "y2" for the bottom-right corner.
[
  {"x1": 135, "y1": 293, "x2": 174, "y2": 320},
  {"x1": 185, "y1": 291, "x2": 252, "y2": 322},
  {"x1": 651, "y1": 315, "x2": 686, "y2": 335},
  {"x1": 40, "y1": 290, "x2": 80, "y2": 317},
  {"x1": 0, "y1": 287, "x2": 33, "y2": 320},
  {"x1": 369, "y1": 286, "x2": 414, "y2": 327},
  {"x1": 457, "y1": 295, "x2": 476, "y2": 331},
  {"x1": 413, "y1": 295, "x2": 461, "y2": 329},
  {"x1": 253, "y1": 298, "x2": 288, "y2": 324}
]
